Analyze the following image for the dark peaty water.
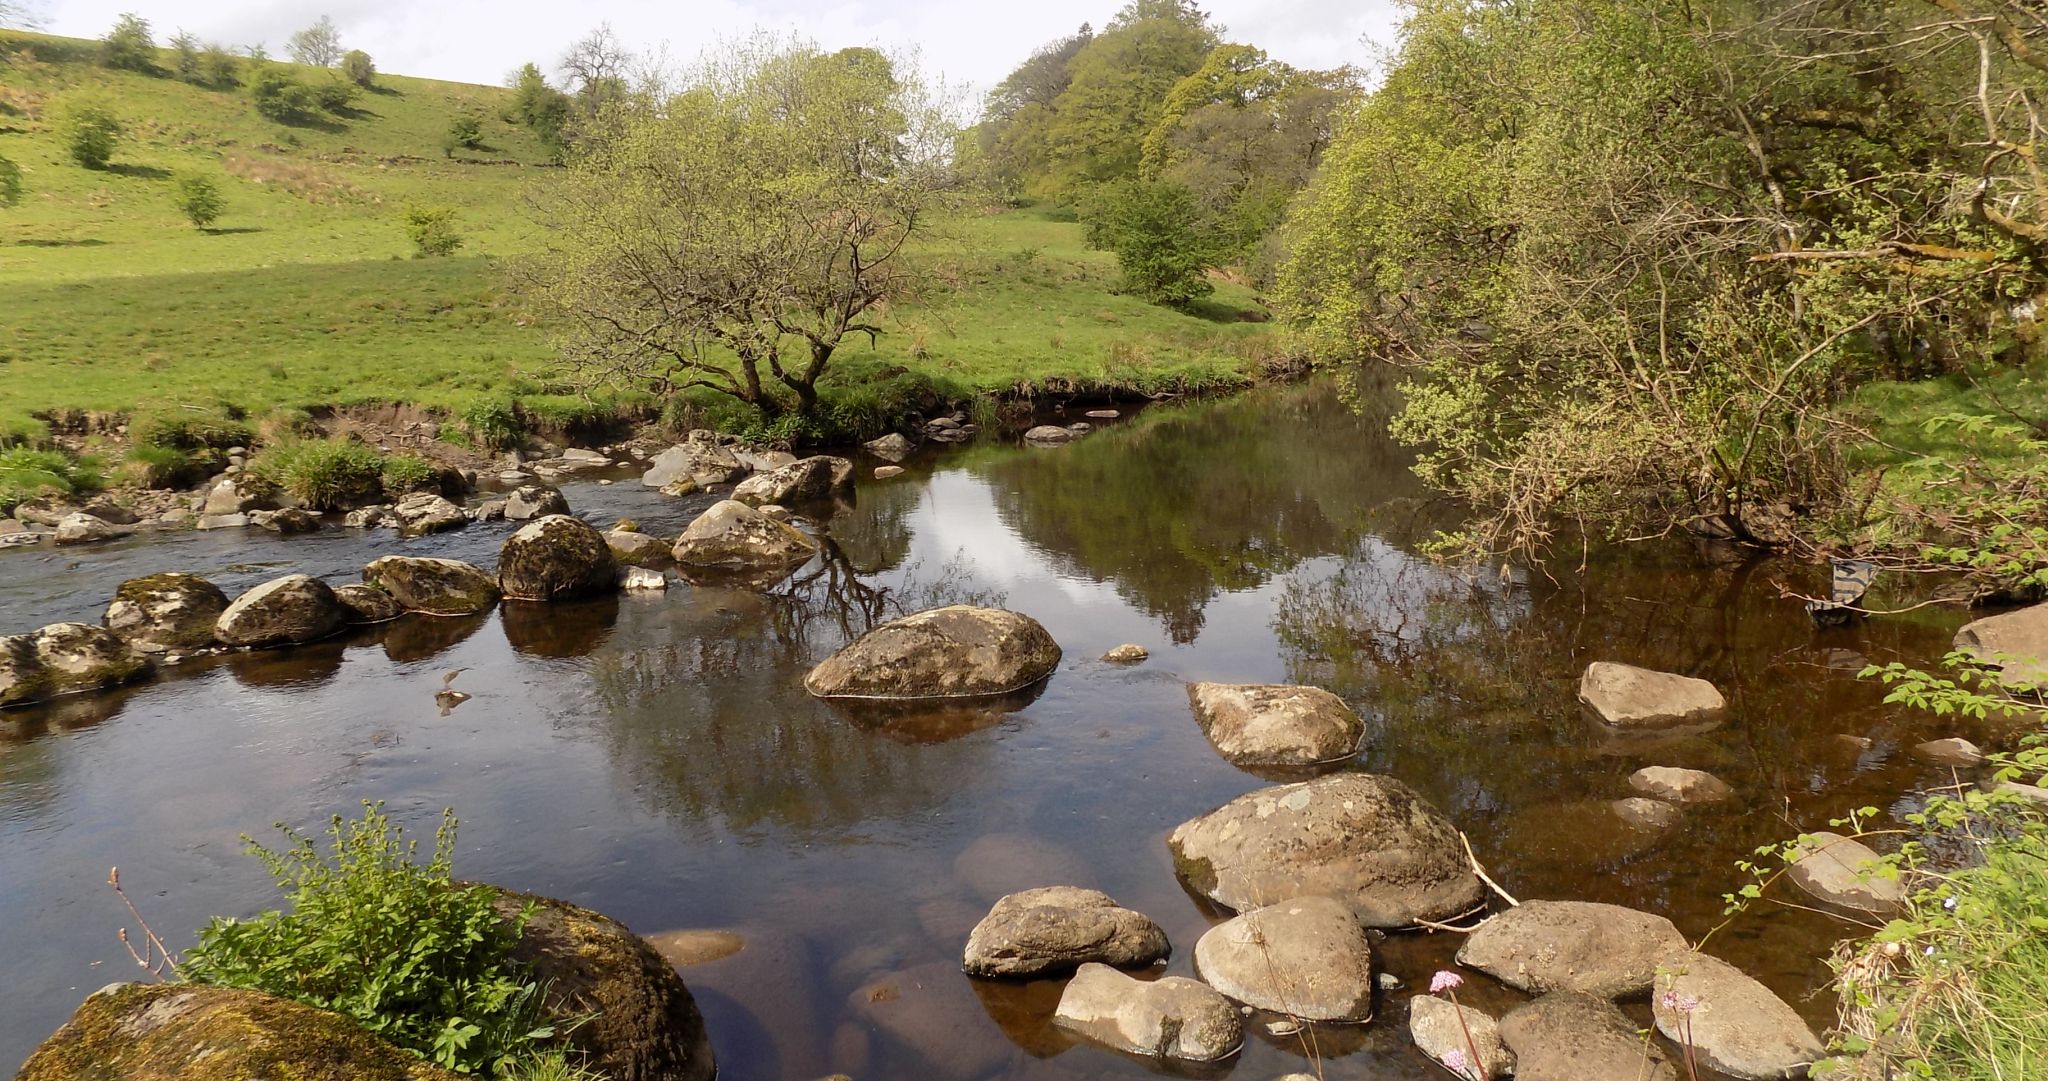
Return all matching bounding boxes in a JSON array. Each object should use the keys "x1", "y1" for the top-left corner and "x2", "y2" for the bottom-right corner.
[{"x1": 0, "y1": 381, "x2": 1987, "y2": 1080}]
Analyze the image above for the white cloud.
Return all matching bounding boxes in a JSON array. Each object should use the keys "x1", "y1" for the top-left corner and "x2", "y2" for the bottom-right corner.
[{"x1": 41, "y1": 0, "x2": 1402, "y2": 94}]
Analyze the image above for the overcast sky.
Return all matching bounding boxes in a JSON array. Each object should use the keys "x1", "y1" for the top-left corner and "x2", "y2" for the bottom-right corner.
[{"x1": 34, "y1": 1, "x2": 1404, "y2": 98}]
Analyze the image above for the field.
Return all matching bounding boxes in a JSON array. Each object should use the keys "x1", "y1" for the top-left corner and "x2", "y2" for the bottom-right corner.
[{"x1": 0, "y1": 28, "x2": 1280, "y2": 447}]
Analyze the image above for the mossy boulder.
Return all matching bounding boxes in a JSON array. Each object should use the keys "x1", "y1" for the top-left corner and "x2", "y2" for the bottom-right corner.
[
  {"x1": 731, "y1": 456, "x2": 853, "y2": 505},
  {"x1": 362, "y1": 557, "x2": 500, "y2": 617},
  {"x1": 606, "y1": 529, "x2": 672, "y2": 569},
  {"x1": 390, "y1": 493, "x2": 468, "y2": 538},
  {"x1": 216, "y1": 575, "x2": 347, "y2": 648},
  {"x1": 498, "y1": 516, "x2": 618, "y2": 601},
  {"x1": 670, "y1": 500, "x2": 819, "y2": 572},
  {"x1": 804, "y1": 605, "x2": 1062, "y2": 700},
  {"x1": 103, "y1": 573, "x2": 229, "y2": 653},
  {"x1": 334, "y1": 584, "x2": 402, "y2": 625},
  {"x1": 490, "y1": 890, "x2": 717, "y2": 1081},
  {"x1": 32, "y1": 623, "x2": 152, "y2": 695},
  {"x1": 1, "y1": 632, "x2": 54, "y2": 708},
  {"x1": 16, "y1": 982, "x2": 462, "y2": 1081}
]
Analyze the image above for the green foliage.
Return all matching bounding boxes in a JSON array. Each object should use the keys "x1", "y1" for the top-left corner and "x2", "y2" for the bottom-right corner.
[
  {"x1": 287, "y1": 16, "x2": 342, "y2": 68},
  {"x1": 170, "y1": 172, "x2": 224, "y2": 229},
  {"x1": 250, "y1": 66, "x2": 320, "y2": 124},
  {"x1": 312, "y1": 77, "x2": 357, "y2": 114},
  {"x1": 182, "y1": 803, "x2": 565, "y2": 1077},
  {"x1": 0, "y1": 155, "x2": 20, "y2": 207},
  {"x1": 198, "y1": 42, "x2": 239, "y2": 88},
  {"x1": 1086, "y1": 180, "x2": 1216, "y2": 307},
  {"x1": 459, "y1": 395, "x2": 523, "y2": 450},
  {"x1": 99, "y1": 12, "x2": 153, "y2": 73},
  {"x1": 403, "y1": 203, "x2": 464, "y2": 257},
  {"x1": 508, "y1": 63, "x2": 568, "y2": 157},
  {"x1": 0, "y1": 446, "x2": 100, "y2": 514},
  {"x1": 446, "y1": 113, "x2": 483, "y2": 153},
  {"x1": 168, "y1": 30, "x2": 201, "y2": 82},
  {"x1": 130, "y1": 408, "x2": 252, "y2": 453},
  {"x1": 51, "y1": 94, "x2": 121, "y2": 168},
  {"x1": 379, "y1": 452, "x2": 434, "y2": 493},
  {"x1": 250, "y1": 437, "x2": 386, "y2": 509},
  {"x1": 341, "y1": 49, "x2": 375, "y2": 88}
]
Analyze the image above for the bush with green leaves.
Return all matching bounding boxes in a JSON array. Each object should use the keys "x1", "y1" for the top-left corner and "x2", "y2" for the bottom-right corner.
[
  {"x1": 250, "y1": 438, "x2": 386, "y2": 510},
  {"x1": 51, "y1": 96, "x2": 122, "y2": 169},
  {"x1": 168, "y1": 30, "x2": 201, "y2": 82},
  {"x1": 0, "y1": 447, "x2": 101, "y2": 516},
  {"x1": 0, "y1": 156, "x2": 20, "y2": 208},
  {"x1": 445, "y1": 114, "x2": 484, "y2": 154},
  {"x1": 1084, "y1": 179, "x2": 1216, "y2": 308},
  {"x1": 182, "y1": 804, "x2": 565, "y2": 1077},
  {"x1": 250, "y1": 67, "x2": 320, "y2": 124},
  {"x1": 131, "y1": 409, "x2": 252, "y2": 454},
  {"x1": 379, "y1": 452, "x2": 435, "y2": 494},
  {"x1": 171, "y1": 172, "x2": 224, "y2": 230},
  {"x1": 199, "y1": 43, "x2": 239, "y2": 88},
  {"x1": 341, "y1": 49, "x2": 375, "y2": 88},
  {"x1": 312, "y1": 78, "x2": 357, "y2": 113},
  {"x1": 403, "y1": 204, "x2": 464, "y2": 257},
  {"x1": 459, "y1": 396, "x2": 522, "y2": 450},
  {"x1": 100, "y1": 12, "x2": 154, "y2": 72}
]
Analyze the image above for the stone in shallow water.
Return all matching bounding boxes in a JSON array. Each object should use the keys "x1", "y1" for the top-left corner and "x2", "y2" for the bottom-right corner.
[
  {"x1": 1102, "y1": 643, "x2": 1148, "y2": 663},
  {"x1": 1579, "y1": 662, "x2": 1726, "y2": 727},
  {"x1": 1501, "y1": 991, "x2": 1677, "y2": 1081},
  {"x1": 1784, "y1": 831, "x2": 1906, "y2": 916},
  {"x1": 732, "y1": 456, "x2": 852, "y2": 505},
  {"x1": 497, "y1": 515, "x2": 618, "y2": 601},
  {"x1": 1455, "y1": 899, "x2": 1686, "y2": 998},
  {"x1": 1193, "y1": 895, "x2": 1375, "y2": 1022},
  {"x1": 1409, "y1": 994, "x2": 1513, "y2": 1079},
  {"x1": 364, "y1": 557, "x2": 500, "y2": 616},
  {"x1": 1912, "y1": 737, "x2": 1982, "y2": 767},
  {"x1": 873, "y1": 465, "x2": 905, "y2": 479},
  {"x1": 1022, "y1": 425, "x2": 1073, "y2": 445},
  {"x1": 32, "y1": 623, "x2": 150, "y2": 696},
  {"x1": 216, "y1": 574, "x2": 346, "y2": 647},
  {"x1": 1653, "y1": 950, "x2": 1823, "y2": 1081},
  {"x1": 851, "y1": 961, "x2": 1009, "y2": 1078},
  {"x1": 1053, "y1": 963, "x2": 1242, "y2": 1063},
  {"x1": 644, "y1": 929, "x2": 746, "y2": 968},
  {"x1": 1953, "y1": 602, "x2": 2048, "y2": 691},
  {"x1": 1612, "y1": 796, "x2": 1681, "y2": 831},
  {"x1": 334, "y1": 584, "x2": 402, "y2": 625},
  {"x1": 1187, "y1": 681, "x2": 1365, "y2": 768},
  {"x1": 670, "y1": 500, "x2": 819, "y2": 571},
  {"x1": 962, "y1": 886, "x2": 1168, "y2": 978},
  {"x1": 1629, "y1": 765, "x2": 1733, "y2": 803},
  {"x1": 804, "y1": 606, "x2": 1062, "y2": 700},
  {"x1": 955, "y1": 833, "x2": 1095, "y2": 901},
  {"x1": 103, "y1": 572, "x2": 227, "y2": 653},
  {"x1": 865, "y1": 432, "x2": 914, "y2": 461}
]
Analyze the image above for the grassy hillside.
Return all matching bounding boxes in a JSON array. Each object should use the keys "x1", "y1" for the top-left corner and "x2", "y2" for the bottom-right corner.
[{"x1": 0, "y1": 28, "x2": 1279, "y2": 448}]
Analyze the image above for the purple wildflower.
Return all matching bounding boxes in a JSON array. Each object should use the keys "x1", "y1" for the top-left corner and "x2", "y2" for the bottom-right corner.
[{"x1": 1430, "y1": 969, "x2": 1465, "y2": 994}]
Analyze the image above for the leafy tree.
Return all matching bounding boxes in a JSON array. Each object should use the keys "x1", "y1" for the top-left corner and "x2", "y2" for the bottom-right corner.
[
  {"x1": 527, "y1": 38, "x2": 961, "y2": 418},
  {"x1": 973, "y1": 24, "x2": 1093, "y2": 196},
  {"x1": 199, "y1": 42, "x2": 239, "y2": 87},
  {"x1": 168, "y1": 30, "x2": 202, "y2": 82},
  {"x1": 287, "y1": 15, "x2": 343, "y2": 67},
  {"x1": 340, "y1": 49, "x2": 375, "y2": 88},
  {"x1": 170, "y1": 172, "x2": 224, "y2": 229},
  {"x1": 402, "y1": 204, "x2": 463, "y2": 257},
  {"x1": 250, "y1": 68, "x2": 319, "y2": 123},
  {"x1": 558, "y1": 23, "x2": 631, "y2": 119},
  {"x1": 100, "y1": 12, "x2": 155, "y2": 73},
  {"x1": 1037, "y1": 0, "x2": 1217, "y2": 190},
  {"x1": 1086, "y1": 179, "x2": 1217, "y2": 306},
  {"x1": 51, "y1": 96, "x2": 121, "y2": 169},
  {"x1": 509, "y1": 63, "x2": 570, "y2": 156},
  {"x1": 0, "y1": 156, "x2": 21, "y2": 207}
]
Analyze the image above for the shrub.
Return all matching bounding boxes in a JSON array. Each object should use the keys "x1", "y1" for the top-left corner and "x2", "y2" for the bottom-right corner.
[
  {"x1": 199, "y1": 43, "x2": 238, "y2": 87},
  {"x1": 100, "y1": 12, "x2": 154, "y2": 72},
  {"x1": 312, "y1": 78, "x2": 357, "y2": 113},
  {"x1": 182, "y1": 804, "x2": 565, "y2": 1076},
  {"x1": 459, "y1": 396, "x2": 521, "y2": 449},
  {"x1": 131, "y1": 409, "x2": 252, "y2": 452},
  {"x1": 0, "y1": 447, "x2": 100, "y2": 515},
  {"x1": 125, "y1": 444, "x2": 205, "y2": 488},
  {"x1": 250, "y1": 438, "x2": 385, "y2": 510},
  {"x1": 250, "y1": 68, "x2": 319, "y2": 124},
  {"x1": 171, "y1": 172, "x2": 224, "y2": 230},
  {"x1": 340, "y1": 49, "x2": 375, "y2": 88},
  {"x1": 168, "y1": 30, "x2": 201, "y2": 82},
  {"x1": 1084, "y1": 180, "x2": 1216, "y2": 308},
  {"x1": 51, "y1": 96, "x2": 122, "y2": 169},
  {"x1": 379, "y1": 452, "x2": 435, "y2": 494},
  {"x1": 445, "y1": 114, "x2": 483, "y2": 154},
  {"x1": 403, "y1": 204, "x2": 464, "y2": 257},
  {"x1": 0, "y1": 156, "x2": 20, "y2": 207}
]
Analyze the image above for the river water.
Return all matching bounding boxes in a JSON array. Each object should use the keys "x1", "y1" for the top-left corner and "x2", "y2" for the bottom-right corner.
[{"x1": 0, "y1": 381, "x2": 1987, "y2": 1079}]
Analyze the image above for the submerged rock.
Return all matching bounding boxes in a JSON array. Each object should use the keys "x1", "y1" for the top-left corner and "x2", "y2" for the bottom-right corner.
[
  {"x1": 363, "y1": 557, "x2": 500, "y2": 616},
  {"x1": 1653, "y1": 950, "x2": 1823, "y2": 1080},
  {"x1": 1456, "y1": 899, "x2": 1685, "y2": 999},
  {"x1": 492, "y1": 890, "x2": 717, "y2": 1081},
  {"x1": 1409, "y1": 994, "x2": 1513, "y2": 1079},
  {"x1": 1501, "y1": 991, "x2": 1678, "y2": 1081},
  {"x1": 1193, "y1": 895, "x2": 1375, "y2": 1022},
  {"x1": 670, "y1": 500, "x2": 819, "y2": 571},
  {"x1": 391, "y1": 492, "x2": 468, "y2": 537},
  {"x1": 505, "y1": 484, "x2": 569, "y2": 521},
  {"x1": 334, "y1": 584, "x2": 402, "y2": 625},
  {"x1": 1166, "y1": 772, "x2": 1484, "y2": 927},
  {"x1": 962, "y1": 886, "x2": 1169, "y2": 978},
  {"x1": 1102, "y1": 643, "x2": 1149, "y2": 664},
  {"x1": 1785, "y1": 831, "x2": 1907, "y2": 916},
  {"x1": 804, "y1": 605, "x2": 1062, "y2": 700},
  {"x1": 1912, "y1": 737, "x2": 1983, "y2": 767},
  {"x1": 1187, "y1": 682, "x2": 1365, "y2": 767},
  {"x1": 732, "y1": 456, "x2": 853, "y2": 505},
  {"x1": 1579, "y1": 662, "x2": 1727, "y2": 727},
  {"x1": 103, "y1": 572, "x2": 228, "y2": 653},
  {"x1": 16, "y1": 983, "x2": 463, "y2": 1081},
  {"x1": 1953, "y1": 602, "x2": 2048, "y2": 692},
  {"x1": 1629, "y1": 766, "x2": 1734, "y2": 803},
  {"x1": 1612, "y1": 796, "x2": 1682, "y2": 832},
  {"x1": 1053, "y1": 963, "x2": 1242, "y2": 1063},
  {"x1": 498, "y1": 516, "x2": 618, "y2": 601},
  {"x1": 216, "y1": 574, "x2": 347, "y2": 647}
]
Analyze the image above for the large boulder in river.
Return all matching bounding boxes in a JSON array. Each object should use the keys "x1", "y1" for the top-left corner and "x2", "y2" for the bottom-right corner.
[
  {"x1": 504, "y1": 484, "x2": 569, "y2": 521},
  {"x1": 1, "y1": 634, "x2": 52, "y2": 707},
  {"x1": 1166, "y1": 772, "x2": 1484, "y2": 927},
  {"x1": 1456, "y1": 899, "x2": 1685, "y2": 998},
  {"x1": 363, "y1": 557, "x2": 500, "y2": 616},
  {"x1": 641, "y1": 441, "x2": 747, "y2": 490},
  {"x1": 670, "y1": 500, "x2": 819, "y2": 571},
  {"x1": 1193, "y1": 895, "x2": 1376, "y2": 1022},
  {"x1": 961, "y1": 886, "x2": 1169, "y2": 978},
  {"x1": 15, "y1": 982, "x2": 462, "y2": 1081},
  {"x1": 1579, "y1": 661, "x2": 1727, "y2": 726},
  {"x1": 1187, "y1": 682, "x2": 1365, "y2": 767},
  {"x1": 334, "y1": 584, "x2": 402, "y2": 625},
  {"x1": 1411, "y1": 995, "x2": 1514, "y2": 1079},
  {"x1": 732, "y1": 456, "x2": 853, "y2": 505},
  {"x1": 1501, "y1": 991, "x2": 1679, "y2": 1081},
  {"x1": 804, "y1": 605, "x2": 1062, "y2": 700},
  {"x1": 498, "y1": 516, "x2": 618, "y2": 601},
  {"x1": 103, "y1": 572, "x2": 228, "y2": 653},
  {"x1": 201, "y1": 476, "x2": 275, "y2": 516},
  {"x1": 52, "y1": 512, "x2": 124, "y2": 546},
  {"x1": 216, "y1": 574, "x2": 347, "y2": 647},
  {"x1": 1053, "y1": 963, "x2": 1242, "y2": 1064},
  {"x1": 1954, "y1": 602, "x2": 2048, "y2": 692},
  {"x1": 492, "y1": 890, "x2": 716, "y2": 1081},
  {"x1": 391, "y1": 492, "x2": 468, "y2": 537},
  {"x1": 1784, "y1": 831, "x2": 1907, "y2": 916},
  {"x1": 1653, "y1": 950, "x2": 1823, "y2": 1080},
  {"x1": 32, "y1": 623, "x2": 151, "y2": 695}
]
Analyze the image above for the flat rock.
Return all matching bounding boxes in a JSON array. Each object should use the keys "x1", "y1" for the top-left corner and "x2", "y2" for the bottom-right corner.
[
  {"x1": 645, "y1": 929, "x2": 746, "y2": 968},
  {"x1": 1653, "y1": 950, "x2": 1823, "y2": 1080},
  {"x1": 334, "y1": 584, "x2": 402, "y2": 624},
  {"x1": 670, "y1": 499, "x2": 820, "y2": 571},
  {"x1": 1912, "y1": 737, "x2": 1982, "y2": 767},
  {"x1": 1456, "y1": 900, "x2": 1686, "y2": 998},
  {"x1": 216, "y1": 574, "x2": 347, "y2": 647},
  {"x1": 1579, "y1": 662, "x2": 1726, "y2": 727},
  {"x1": 1500, "y1": 991, "x2": 1677, "y2": 1081},
  {"x1": 621, "y1": 567, "x2": 668, "y2": 591},
  {"x1": 805, "y1": 605, "x2": 1062, "y2": 700},
  {"x1": 1022, "y1": 425, "x2": 1073, "y2": 445},
  {"x1": 1409, "y1": 994, "x2": 1513, "y2": 1079},
  {"x1": 962, "y1": 886, "x2": 1168, "y2": 978},
  {"x1": 1612, "y1": 797, "x2": 1681, "y2": 831},
  {"x1": 1167, "y1": 772, "x2": 1484, "y2": 927},
  {"x1": 252, "y1": 507, "x2": 321, "y2": 534},
  {"x1": 1953, "y1": 602, "x2": 2048, "y2": 692},
  {"x1": 1103, "y1": 644, "x2": 1148, "y2": 663},
  {"x1": 1629, "y1": 766, "x2": 1733, "y2": 803},
  {"x1": 1086, "y1": 409, "x2": 1119, "y2": 419},
  {"x1": 363, "y1": 557, "x2": 500, "y2": 616},
  {"x1": 873, "y1": 465, "x2": 905, "y2": 479},
  {"x1": 732, "y1": 456, "x2": 853, "y2": 505},
  {"x1": 498, "y1": 515, "x2": 618, "y2": 601},
  {"x1": 1053, "y1": 963, "x2": 1242, "y2": 1063},
  {"x1": 1188, "y1": 682, "x2": 1365, "y2": 767},
  {"x1": 1193, "y1": 895, "x2": 1375, "y2": 1021},
  {"x1": 1785, "y1": 831, "x2": 1906, "y2": 916},
  {"x1": 103, "y1": 572, "x2": 227, "y2": 653}
]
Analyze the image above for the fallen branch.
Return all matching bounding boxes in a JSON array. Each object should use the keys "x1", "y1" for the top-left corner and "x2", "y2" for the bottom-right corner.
[{"x1": 1461, "y1": 831, "x2": 1520, "y2": 907}]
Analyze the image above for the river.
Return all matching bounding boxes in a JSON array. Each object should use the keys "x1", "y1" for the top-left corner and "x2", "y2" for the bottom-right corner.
[{"x1": 0, "y1": 380, "x2": 1980, "y2": 1079}]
